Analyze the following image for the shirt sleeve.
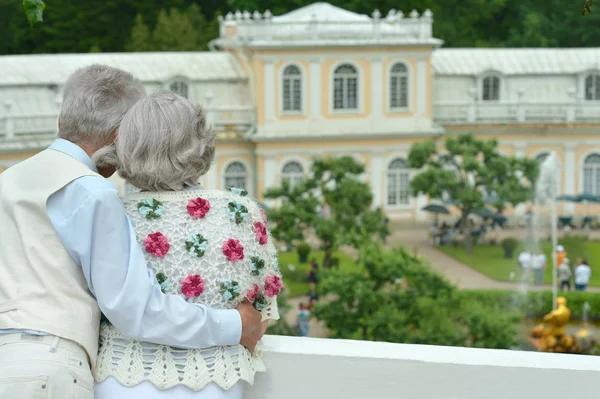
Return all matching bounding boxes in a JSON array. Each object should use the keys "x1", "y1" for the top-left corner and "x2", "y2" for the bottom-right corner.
[{"x1": 53, "y1": 187, "x2": 242, "y2": 349}]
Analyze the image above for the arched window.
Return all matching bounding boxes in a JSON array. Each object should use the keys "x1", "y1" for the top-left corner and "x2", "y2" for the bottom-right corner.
[
  {"x1": 583, "y1": 153, "x2": 600, "y2": 195},
  {"x1": 333, "y1": 64, "x2": 358, "y2": 110},
  {"x1": 281, "y1": 161, "x2": 304, "y2": 191},
  {"x1": 585, "y1": 74, "x2": 600, "y2": 101},
  {"x1": 170, "y1": 81, "x2": 189, "y2": 99},
  {"x1": 482, "y1": 76, "x2": 500, "y2": 101},
  {"x1": 535, "y1": 152, "x2": 550, "y2": 164},
  {"x1": 282, "y1": 65, "x2": 302, "y2": 112},
  {"x1": 390, "y1": 62, "x2": 409, "y2": 110},
  {"x1": 387, "y1": 158, "x2": 410, "y2": 206},
  {"x1": 224, "y1": 161, "x2": 247, "y2": 191}
]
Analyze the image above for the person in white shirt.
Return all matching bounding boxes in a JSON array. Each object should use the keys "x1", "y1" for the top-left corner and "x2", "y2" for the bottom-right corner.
[
  {"x1": 518, "y1": 250, "x2": 532, "y2": 270},
  {"x1": 531, "y1": 250, "x2": 546, "y2": 285},
  {"x1": 0, "y1": 65, "x2": 264, "y2": 399},
  {"x1": 574, "y1": 258, "x2": 592, "y2": 291}
]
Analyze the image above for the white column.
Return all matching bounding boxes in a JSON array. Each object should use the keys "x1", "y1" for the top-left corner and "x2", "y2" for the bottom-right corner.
[
  {"x1": 514, "y1": 144, "x2": 526, "y2": 158},
  {"x1": 416, "y1": 57, "x2": 428, "y2": 116},
  {"x1": 564, "y1": 144, "x2": 576, "y2": 214},
  {"x1": 309, "y1": 59, "x2": 321, "y2": 120},
  {"x1": 371, "y1": 58, "x2": 384, "y2": 118},
  {"x1": 264, "y1": 155, "x2": 277, "y2": 207},
  {"x1": 3, "y1": 101, "x2": 14, "y2": 139},
  {"x1": 370, "y1": 152, "x2": 384, "y2": 209},
  {"x1": 264, "y1": 60, "x2": 276, "y2": 123}
]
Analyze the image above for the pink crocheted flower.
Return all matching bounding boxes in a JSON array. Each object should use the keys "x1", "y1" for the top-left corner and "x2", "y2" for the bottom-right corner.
[
  {"x1": 223, "y1": 239, "x2": 244, "y2": 262},
  {"x1": 181, "y1": 274, "x2": 205, "y2": 298},
  {"x1": 259, "y1": 208, "x2": 268, "y2": 224},
  {"x1": 246, "y1": 284, "x2": 260, "y2": 302},
  {"x1": 264, "y1": 275, "x2": 282, "y2": 297},
  {"x1": 144, "y1": 232, "x2": 170, "y2": 257},
  {"x1": 254, "y1": 222, "x2": 268, "y2": 245},
  {"x1": 187, "y1": 197, "x2": 210, "y2": 219}
]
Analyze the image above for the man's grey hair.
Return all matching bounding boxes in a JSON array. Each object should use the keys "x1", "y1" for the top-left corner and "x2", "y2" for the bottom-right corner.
[
  {"x1": 93, "y1": 91, "x2": 215, "y2": 191},
  {"x1": 59, "y1": 64, "x2": 145, "y2": 148}
]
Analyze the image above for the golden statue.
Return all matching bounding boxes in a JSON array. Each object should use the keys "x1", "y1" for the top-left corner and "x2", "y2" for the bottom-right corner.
[{"x1": 530, "y1": 296, "x2": 576, "y2": 352}]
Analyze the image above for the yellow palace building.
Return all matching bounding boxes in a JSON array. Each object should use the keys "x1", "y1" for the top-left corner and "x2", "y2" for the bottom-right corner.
[{"x1": 1, "y1": 2, "x2": 600, "y2": 221}]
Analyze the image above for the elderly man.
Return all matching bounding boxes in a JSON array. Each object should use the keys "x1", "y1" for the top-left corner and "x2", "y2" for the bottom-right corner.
[{"x1": 0, "y1": 65, "x2": 263, "y2": 399}]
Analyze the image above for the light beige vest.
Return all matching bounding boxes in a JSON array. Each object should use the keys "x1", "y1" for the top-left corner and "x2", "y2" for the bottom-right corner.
[{"x1": 0, "y1": 149, "x2": 102, "y2": 366}]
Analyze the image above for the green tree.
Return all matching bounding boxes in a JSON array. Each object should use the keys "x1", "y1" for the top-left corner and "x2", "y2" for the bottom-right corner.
[
  {"x1": 265, "y1": 156, "x2": 388, "y2": 268},
  {"x1": 408, "y1": 134, "x2": 538, "y2": 245},
  {"x1": 126, "y1": 14, "x2": 152, "y2": 52},
  {"x1": 126, "y1": 5, "x2": 218, "y2": 52},
  {"x1": 312, "y1": 244, "x2": 519, "y2": 348}
]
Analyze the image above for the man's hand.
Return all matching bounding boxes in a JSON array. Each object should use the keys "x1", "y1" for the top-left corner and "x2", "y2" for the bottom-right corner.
[{"x1": 236, "y1": 302, "x2": 264, "y2": 355}]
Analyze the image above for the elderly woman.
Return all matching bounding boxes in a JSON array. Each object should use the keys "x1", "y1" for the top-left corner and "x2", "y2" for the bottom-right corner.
[{"x1": 92, "y1": 91, "x2": 281, "y2": 399}]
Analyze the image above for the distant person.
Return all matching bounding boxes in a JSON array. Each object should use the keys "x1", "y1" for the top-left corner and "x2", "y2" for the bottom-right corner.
[
  {"x1": 556, "y1": 245, "x2": 567, "y2": 268},
  {"x1": 297, "y1": 303, "x2": 311, "y2": 337},
  {"x1": 575, "y1": 258, "x2": 592, "y2": 291},
  {"x1": 383, "y1": 216, "x2": 390, "y2": 244},
  {"x1": 307, "y1": 258, "x2": 319, "y2": 292},
  {"x1": 532, "y1": 250, "x2": 547, "y2": 285},
  {"x1": 518, "y1": 249, "x2": 532, "y2": 270},
  {"x1": 558, "y1": 258, "x2": 573, "y2": 291}
]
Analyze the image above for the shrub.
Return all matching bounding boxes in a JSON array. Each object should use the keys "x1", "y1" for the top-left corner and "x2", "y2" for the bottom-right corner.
[
  {"x1": 330, "y1": 257, "x2": 340, "y2": 268},
  {"x1": 451, "y1": 239, "x2": 461, "y2": 248},
  {"x1": 296, "y1": 242, "x2": 311, "y2": 263},
  {"x1": 488, "y1": 238, "x2": 497, "y2": 246},
  {"x1": 501, "y1": 238, "x2": 519, "y2": 258}
]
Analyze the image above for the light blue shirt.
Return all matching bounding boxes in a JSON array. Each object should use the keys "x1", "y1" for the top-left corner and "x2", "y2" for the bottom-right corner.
[{"x1": 0, "y1": 139, "x2": 242, "y2": 349}]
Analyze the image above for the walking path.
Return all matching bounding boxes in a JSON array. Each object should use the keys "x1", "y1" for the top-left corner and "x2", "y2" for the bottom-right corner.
[{"x1": 386, "y1": 225, "x2": 600, "y2": 292}]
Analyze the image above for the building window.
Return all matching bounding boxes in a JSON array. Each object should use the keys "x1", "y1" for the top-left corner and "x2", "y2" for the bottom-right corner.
[
  {"x1": 281, "y1": 161, "x2": 304, "y2": 191},
  {"x1": 482, "y1": 76, "x2": 500, "y2": 101},
  {"x1": 583, "y1": 153, "x2": 600, "y2": 195},
  {"x1": 535, "y1": 152, "x2": 549, "y2": 164},
  {"x1": 585, "y1": 74, "x2": 600, "y2": 101},
  {"x1": 387, "y1": 158, "x2": 410, "y2": 206},
  {"x1": 390, "y1": 63, "x2": 409, "y2": 110},
  {"x1": 170, "y1": 81, "x2": 189, "y2": 99},
  {"x1": 224, "y1": 161, "x2": 247, "y2": 191},
  {"x1": 333, "y1": 64, "x2": 358, "y2": 110},
  {"x1": 282, "y1": 65, "x2": 302, "y2": 112}
]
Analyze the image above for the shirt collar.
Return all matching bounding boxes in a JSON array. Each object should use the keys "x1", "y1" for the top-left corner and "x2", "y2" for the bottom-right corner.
[{"x1": 48, "y1": 139, "x2": 98, "y2": 173}]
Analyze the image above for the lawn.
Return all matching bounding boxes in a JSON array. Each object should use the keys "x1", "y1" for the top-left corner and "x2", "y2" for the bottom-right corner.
[
  {"x1": 278, "y1": 250, "x2": 359, "y2": 297},
  {"x1": 440, "y1": 239, "x2": 600, "y2": 286}
]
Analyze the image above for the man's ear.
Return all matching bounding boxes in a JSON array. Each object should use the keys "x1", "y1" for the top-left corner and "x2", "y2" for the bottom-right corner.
[{"x1": 109, "y1": 130, "x2": 117, "y2": 144}]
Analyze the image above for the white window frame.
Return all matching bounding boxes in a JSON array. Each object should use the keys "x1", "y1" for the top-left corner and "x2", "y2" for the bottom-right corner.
[
  {"x1": 582, "y1": 153, "x2": 600, "y2": 195},
  {"x1": 281, "y1": 161, "x2": 305, "y2": 191},
  {"x1": 385, "y1": 158, "x2": 412, "y2": 209},
  {"x1": 477, "y1": 72, "x2": 502, "y2": 102},
  {"x1": 280, "y1": 62, "x2": 305, "y2": 115},
  {"x1": 583, "y1": 73, "x2": 600, "y2": 101},
  {"x1": 223, "y1": 160, "x2": 250, "y2": 193},
  {"x1": 165, "y1": 77, "x2": 192, "y2": 100},
  {"x1": 388, "y1": 61, "x2": 411, "y2": 112},
  {"x1": 330, "y1": 61, "x2": 362, "y2": 114}
]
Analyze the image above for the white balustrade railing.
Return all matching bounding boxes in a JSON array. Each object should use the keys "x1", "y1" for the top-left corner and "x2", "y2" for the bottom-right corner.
[
  {"x1": 0, "y1": 106, "x2": 256, "y2": 143},
  {"x1": 434, "y1": 101, "x2": 600, "y2": 125},
  {"x1": 219, "y1": 9, "x2": 434, "y2": 43},
  {"x1": 248, "y1": 335, "x2": 600, "y2": 399}
]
